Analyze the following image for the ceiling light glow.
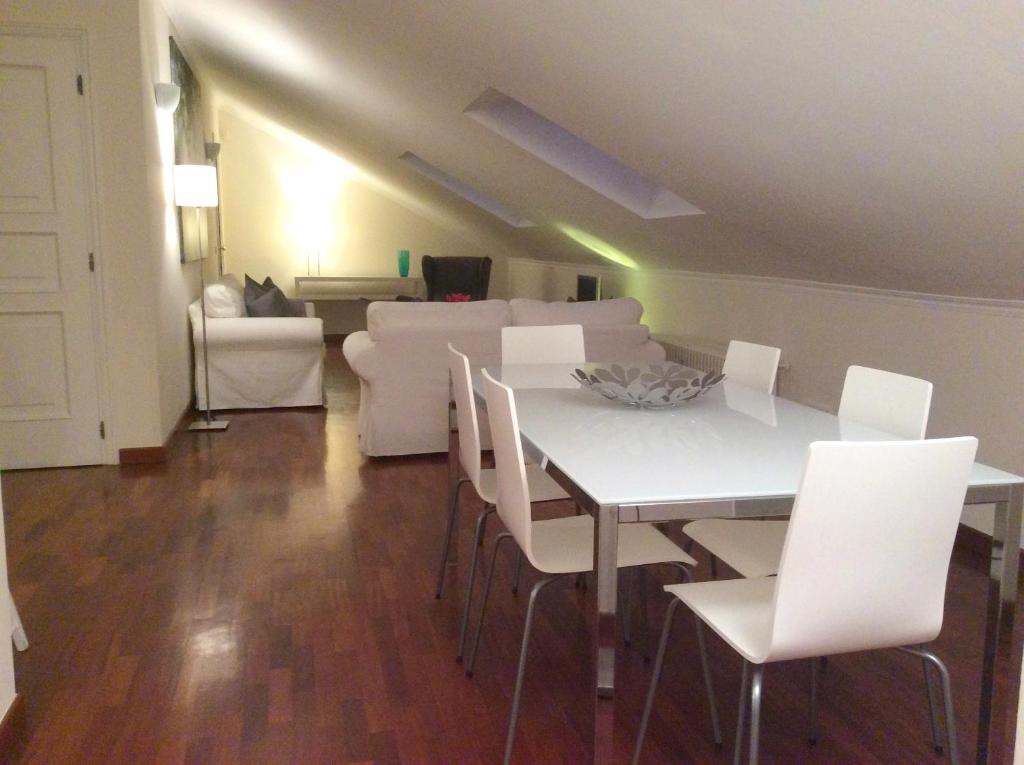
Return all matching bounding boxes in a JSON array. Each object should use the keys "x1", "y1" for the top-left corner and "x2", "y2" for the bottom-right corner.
[{"x1": 557, "y1": 224, "x2": 640, "y2": 270}]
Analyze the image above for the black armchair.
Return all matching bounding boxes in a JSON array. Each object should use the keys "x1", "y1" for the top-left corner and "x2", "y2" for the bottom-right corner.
[{"x1": 421, "y1": 255, "x2": 492, "y2": 302}]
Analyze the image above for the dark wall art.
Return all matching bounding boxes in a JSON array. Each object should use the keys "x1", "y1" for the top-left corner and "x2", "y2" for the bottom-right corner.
[{"x1": 170, "y1": 37, "x2": 209, "y2": 263}]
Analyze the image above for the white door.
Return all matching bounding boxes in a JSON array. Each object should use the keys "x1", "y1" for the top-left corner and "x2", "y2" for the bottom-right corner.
[{"x1": 0, "y1": 31, "x2": 103, "y2": 468}]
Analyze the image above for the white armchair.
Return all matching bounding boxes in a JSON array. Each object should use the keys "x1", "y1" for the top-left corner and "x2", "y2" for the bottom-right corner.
[{"x1": 188, "y1": 275, "x2": 325, "y2": 410}]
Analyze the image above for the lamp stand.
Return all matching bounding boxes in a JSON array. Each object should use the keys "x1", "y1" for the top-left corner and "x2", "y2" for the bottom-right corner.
[{"x1": 189, "y1": 207, "x2": 229, "y2": 432}]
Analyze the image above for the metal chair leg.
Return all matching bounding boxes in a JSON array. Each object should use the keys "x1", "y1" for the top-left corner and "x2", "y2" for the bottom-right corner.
[
  {"x1": 749, "y1": 665, "x2": 764, "y2": 765},
  {"x1": 503, "y1": 575, "x2": 562, "y2": 765},
  {"x1": 456, "y1": 504, "x2": 495, "y2": 662},
  {"x1": 435, "y1": 477, "x2": 469, "y2": 599},
  {"x1": 734, "y1": 661, "x2": 749, "y2": 765},
  {"x1": 694, "y1": 617, "x2": 723, "y2": 748},
  {"x1": 465, "y1": 532, "x2": 512, "y2": 677},
  {"x1": 921, "y1": 655, "x2": 944, "y2": 752},
  {"x1": 511, "y1": 549, "x2": 524, "y2": 595},
  {"x1": 900, "y1": 646, "x2": 960, "y2": 765},
  {"x1": 632, "y1": 598, "x2": 681, "y2": 765},
  {"x1": 808, "y1": 657, "x2": 818, "y2": 744},
  {"x1": 9, "y1": 591, "x2": 27, "y2": 652}
]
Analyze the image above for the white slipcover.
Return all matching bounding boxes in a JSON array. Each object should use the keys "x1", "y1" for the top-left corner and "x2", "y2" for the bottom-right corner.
[
  {"x1": 188, "y1": 276, "x2": 325, "y2": 410},
  {"x1": 343, "y1": 298, "x2": 664, "y2": 456}
]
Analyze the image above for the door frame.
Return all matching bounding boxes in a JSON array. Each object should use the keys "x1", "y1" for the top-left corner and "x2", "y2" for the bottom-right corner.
[{"x1": 1, "y1": 24, "x2": 113, "y2": 464}]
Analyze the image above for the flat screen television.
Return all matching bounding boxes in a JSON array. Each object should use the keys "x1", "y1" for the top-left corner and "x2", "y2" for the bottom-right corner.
[{"x1": 576, "y1": 274, "x2": 600, "y2": 302}]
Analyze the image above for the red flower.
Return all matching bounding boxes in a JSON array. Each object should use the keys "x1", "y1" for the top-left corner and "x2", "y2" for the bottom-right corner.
[{"x1": 446, "y1": 292, "x2": 472, "y2": 302}]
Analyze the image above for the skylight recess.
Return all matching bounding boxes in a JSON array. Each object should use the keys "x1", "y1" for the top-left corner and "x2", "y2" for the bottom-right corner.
[
  {"x1": 465, "y1": 88, "x2": 703, "y2": 220},
  {"x1": 399, "y1": 152, "x2": 535, "y2": 227}
]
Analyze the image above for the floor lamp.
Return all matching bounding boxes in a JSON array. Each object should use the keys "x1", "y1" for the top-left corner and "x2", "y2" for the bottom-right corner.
[{"x1": 174, "y1": 163, "x2": 229, "y2": 432}]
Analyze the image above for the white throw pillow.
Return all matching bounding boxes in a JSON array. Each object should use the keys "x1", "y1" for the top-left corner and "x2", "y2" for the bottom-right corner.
[{"x1": 204, "y1": 282, "x2": 245, "y2": 318}]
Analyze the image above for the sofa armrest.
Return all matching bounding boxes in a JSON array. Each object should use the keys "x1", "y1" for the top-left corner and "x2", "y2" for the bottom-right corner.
[
  {"x1": 342, "y1": 331, "x2": 377, "y2": 379},
  {"x1": 196, "y1": 317, "x2": 324, "y2": 350}
]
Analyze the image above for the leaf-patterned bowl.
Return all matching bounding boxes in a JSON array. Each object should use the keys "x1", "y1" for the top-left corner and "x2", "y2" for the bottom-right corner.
[{"x1": 571, "y1": 362, "x2": 725, "y2": 409}]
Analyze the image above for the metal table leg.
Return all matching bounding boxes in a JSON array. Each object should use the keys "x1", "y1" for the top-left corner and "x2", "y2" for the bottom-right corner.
[
  {"x1": 976, "y1": 482, "x2": 1023, "y2": 764},
  {"x1": 593, "y1": 503, "x2": 619, "y2": 764}
]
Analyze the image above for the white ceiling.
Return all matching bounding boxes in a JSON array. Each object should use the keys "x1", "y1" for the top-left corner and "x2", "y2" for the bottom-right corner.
[{"x1": 165, "y1": 0, "x2": 1024, "y2": 299}]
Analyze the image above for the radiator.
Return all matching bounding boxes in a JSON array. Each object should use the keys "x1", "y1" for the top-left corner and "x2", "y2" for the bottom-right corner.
[{"x1": 653, "y1": 333, "x2": 729, "y2": 374}]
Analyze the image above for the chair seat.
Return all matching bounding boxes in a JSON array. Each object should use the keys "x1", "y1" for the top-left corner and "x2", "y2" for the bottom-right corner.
[
  {"x1": 531, "y1": 515, "x2": 697, "y2": 575},
  {"x1": 683, "y1": 519, "x2": 788, "y2": 578},
  {"x1": 477, "y1": 465, "x2": 568, "y2": 505},
  {"x1": 665, "y1": 576, "x2": 777, "y2": 664}
]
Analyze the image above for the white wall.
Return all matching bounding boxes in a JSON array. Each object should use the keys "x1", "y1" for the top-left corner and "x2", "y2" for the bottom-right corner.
[
  {"x1": 215, "y1": 103, "x2": 510, "y2": 302},
  {"x1": 138, "y1": 0, "x2": 207, "y2": 439},
  {"x1": 3, "y1": 1, "x2": 211, "y2": 455},
  {"x1": 509, "y1": 257, "x2": 1024, "y2": 537}
]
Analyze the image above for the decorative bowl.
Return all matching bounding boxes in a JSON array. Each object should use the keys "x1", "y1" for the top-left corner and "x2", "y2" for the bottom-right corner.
[{"x1": 571, "y1": 362, "x2": 725, "y2": 409}]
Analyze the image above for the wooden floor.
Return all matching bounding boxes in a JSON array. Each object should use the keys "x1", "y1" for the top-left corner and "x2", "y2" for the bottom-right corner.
[{"x1": 2, "y1": 338, "x2": 1021, "y2": 764}]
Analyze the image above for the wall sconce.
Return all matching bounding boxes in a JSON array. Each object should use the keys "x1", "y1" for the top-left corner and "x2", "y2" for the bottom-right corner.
[{"x1": 154, "y1": 82, "x2": 181, "y2": 112}]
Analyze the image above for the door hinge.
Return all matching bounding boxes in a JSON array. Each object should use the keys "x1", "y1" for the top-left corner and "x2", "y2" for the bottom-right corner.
[
  {"x1": 99, "y1": 421, "x2": 106, "y2": 439},
  {"x1": 88, "y1": 253, "x2": 95, "y2": 272},
  {"x1": 77, "y1": 75, "x2": 84, "y2": 95}
]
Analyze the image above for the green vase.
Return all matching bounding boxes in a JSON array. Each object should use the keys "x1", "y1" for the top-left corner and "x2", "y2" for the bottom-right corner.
[{"x1": 397, "y1": 249, "x2": 410, "y2": 277}]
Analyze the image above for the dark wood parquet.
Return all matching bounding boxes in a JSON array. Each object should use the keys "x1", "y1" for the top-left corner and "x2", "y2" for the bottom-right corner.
[{"x1": 1, "y1": 337, "x2": 1020, "y2": 763}]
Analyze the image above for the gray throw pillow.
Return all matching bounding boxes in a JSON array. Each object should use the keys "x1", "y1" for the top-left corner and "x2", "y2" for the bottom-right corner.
[
  {"x1": 246, "y1": 285, "x2": 295, "y2": 317},
  {"x1": 244, "y1": 275, "x2": 306, "y2": 317},
  {"x1": 243, "y1": 274, "x2": 271, "y2": 311}
]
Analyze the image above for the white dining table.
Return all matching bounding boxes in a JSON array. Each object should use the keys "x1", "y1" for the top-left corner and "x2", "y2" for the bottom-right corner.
[{"x1": 453, "y1": 363, "x2": 1024, "y2": 764}]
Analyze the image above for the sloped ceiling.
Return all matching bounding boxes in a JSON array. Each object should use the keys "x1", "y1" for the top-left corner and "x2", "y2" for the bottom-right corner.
[{"x1": 164, "y1": 1, "x2": 1024, "y2": 299}]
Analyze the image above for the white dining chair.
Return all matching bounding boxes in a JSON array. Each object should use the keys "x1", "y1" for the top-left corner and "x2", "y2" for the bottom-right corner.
[
  {"x1": 500, "y1": 322, "x2": 587, "y2": 590},
  {"x1": 470, "y1": 369, "x2": 717, "y2": 765},
  {"x1": 721, "y1": 340, "x2": 782, "y2": 394},
  {"x1": 634, "y1": 436, "x2": 977, "y2": 765},
  {"x1": 436, "y1": 344, "x2": 570, "y2": 662},
  {"x1": 501, "y1": 324, "x2": 586, "y2": 365},
  {"x1": 683, "y1": 365, "x2": 933, "y2": 579}
]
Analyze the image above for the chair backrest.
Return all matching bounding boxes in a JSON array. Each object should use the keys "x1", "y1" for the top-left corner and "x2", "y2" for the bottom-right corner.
[
  {"x1": 501, "y1": 324, "x2": 586, "y2": 365},
  {"x1": 838, "y1": 365, "x2": 932, "y2": 439},
  {"x1": 482, "y1": 369, "x2": 536, "y2": 561},
  {"x1": 766, "y1": 437, "x2": 977, "y2": 662},
  {"x1": 721, "y1": 340, "x2": 781, "y2": 394},
  {"x1": 422, "y1": 255, "x2": 492, "y2": 301},
  {"x1": 448, "y1": 344, "x2": 482, "y2": 489}
]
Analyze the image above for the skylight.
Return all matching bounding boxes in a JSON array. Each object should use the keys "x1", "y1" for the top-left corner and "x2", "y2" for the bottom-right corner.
[
  {"x1": 465, "y1": 88, "x2": 703, "y2": 219},
  {"x1": 399, "y1": 152, "x2": 535, "y2": 228}
]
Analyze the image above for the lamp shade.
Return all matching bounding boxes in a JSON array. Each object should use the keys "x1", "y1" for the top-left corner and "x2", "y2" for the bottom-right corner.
[{"x1": 173, "y1": 164, "x2": 218, "y2": 207}]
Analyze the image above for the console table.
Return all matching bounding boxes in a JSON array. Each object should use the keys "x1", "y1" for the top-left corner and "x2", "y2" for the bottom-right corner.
[{"x1": 294, "y1": 276, "x2": 423, "y2": 334}]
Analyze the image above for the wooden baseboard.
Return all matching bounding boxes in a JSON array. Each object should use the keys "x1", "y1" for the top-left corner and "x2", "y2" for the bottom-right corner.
[
  {"x1": 118, "y1": 402, "x2": 194, "y2": 466},
  {"x1": 117, "y1": 446, "x2": 166, "y2": 465},
  {"x1": 0, "y1": 694, "x2": 26, "y2": 764}
]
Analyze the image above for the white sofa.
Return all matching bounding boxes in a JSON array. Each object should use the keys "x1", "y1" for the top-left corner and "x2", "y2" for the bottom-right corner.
[
  {"x1": 342, "y1": 297, "x2": 664, "y2": 456},
  {"x1": 188, "y1": 275, "x2": 325, "y2": 410}
]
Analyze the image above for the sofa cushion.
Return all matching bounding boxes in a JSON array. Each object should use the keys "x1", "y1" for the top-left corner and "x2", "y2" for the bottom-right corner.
[
  {"x1": 510, "y1": 297, "x2": 644, "y2": 327},
  {"x1": 581, "y1": 324, "x2": 654, "y2": 360},
  {"x1": 367, "y1": 298, "x2": 511, "y2": 340},
  {"x1": 203, "y1": 275, "x2": 246, "y2": 318}
]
